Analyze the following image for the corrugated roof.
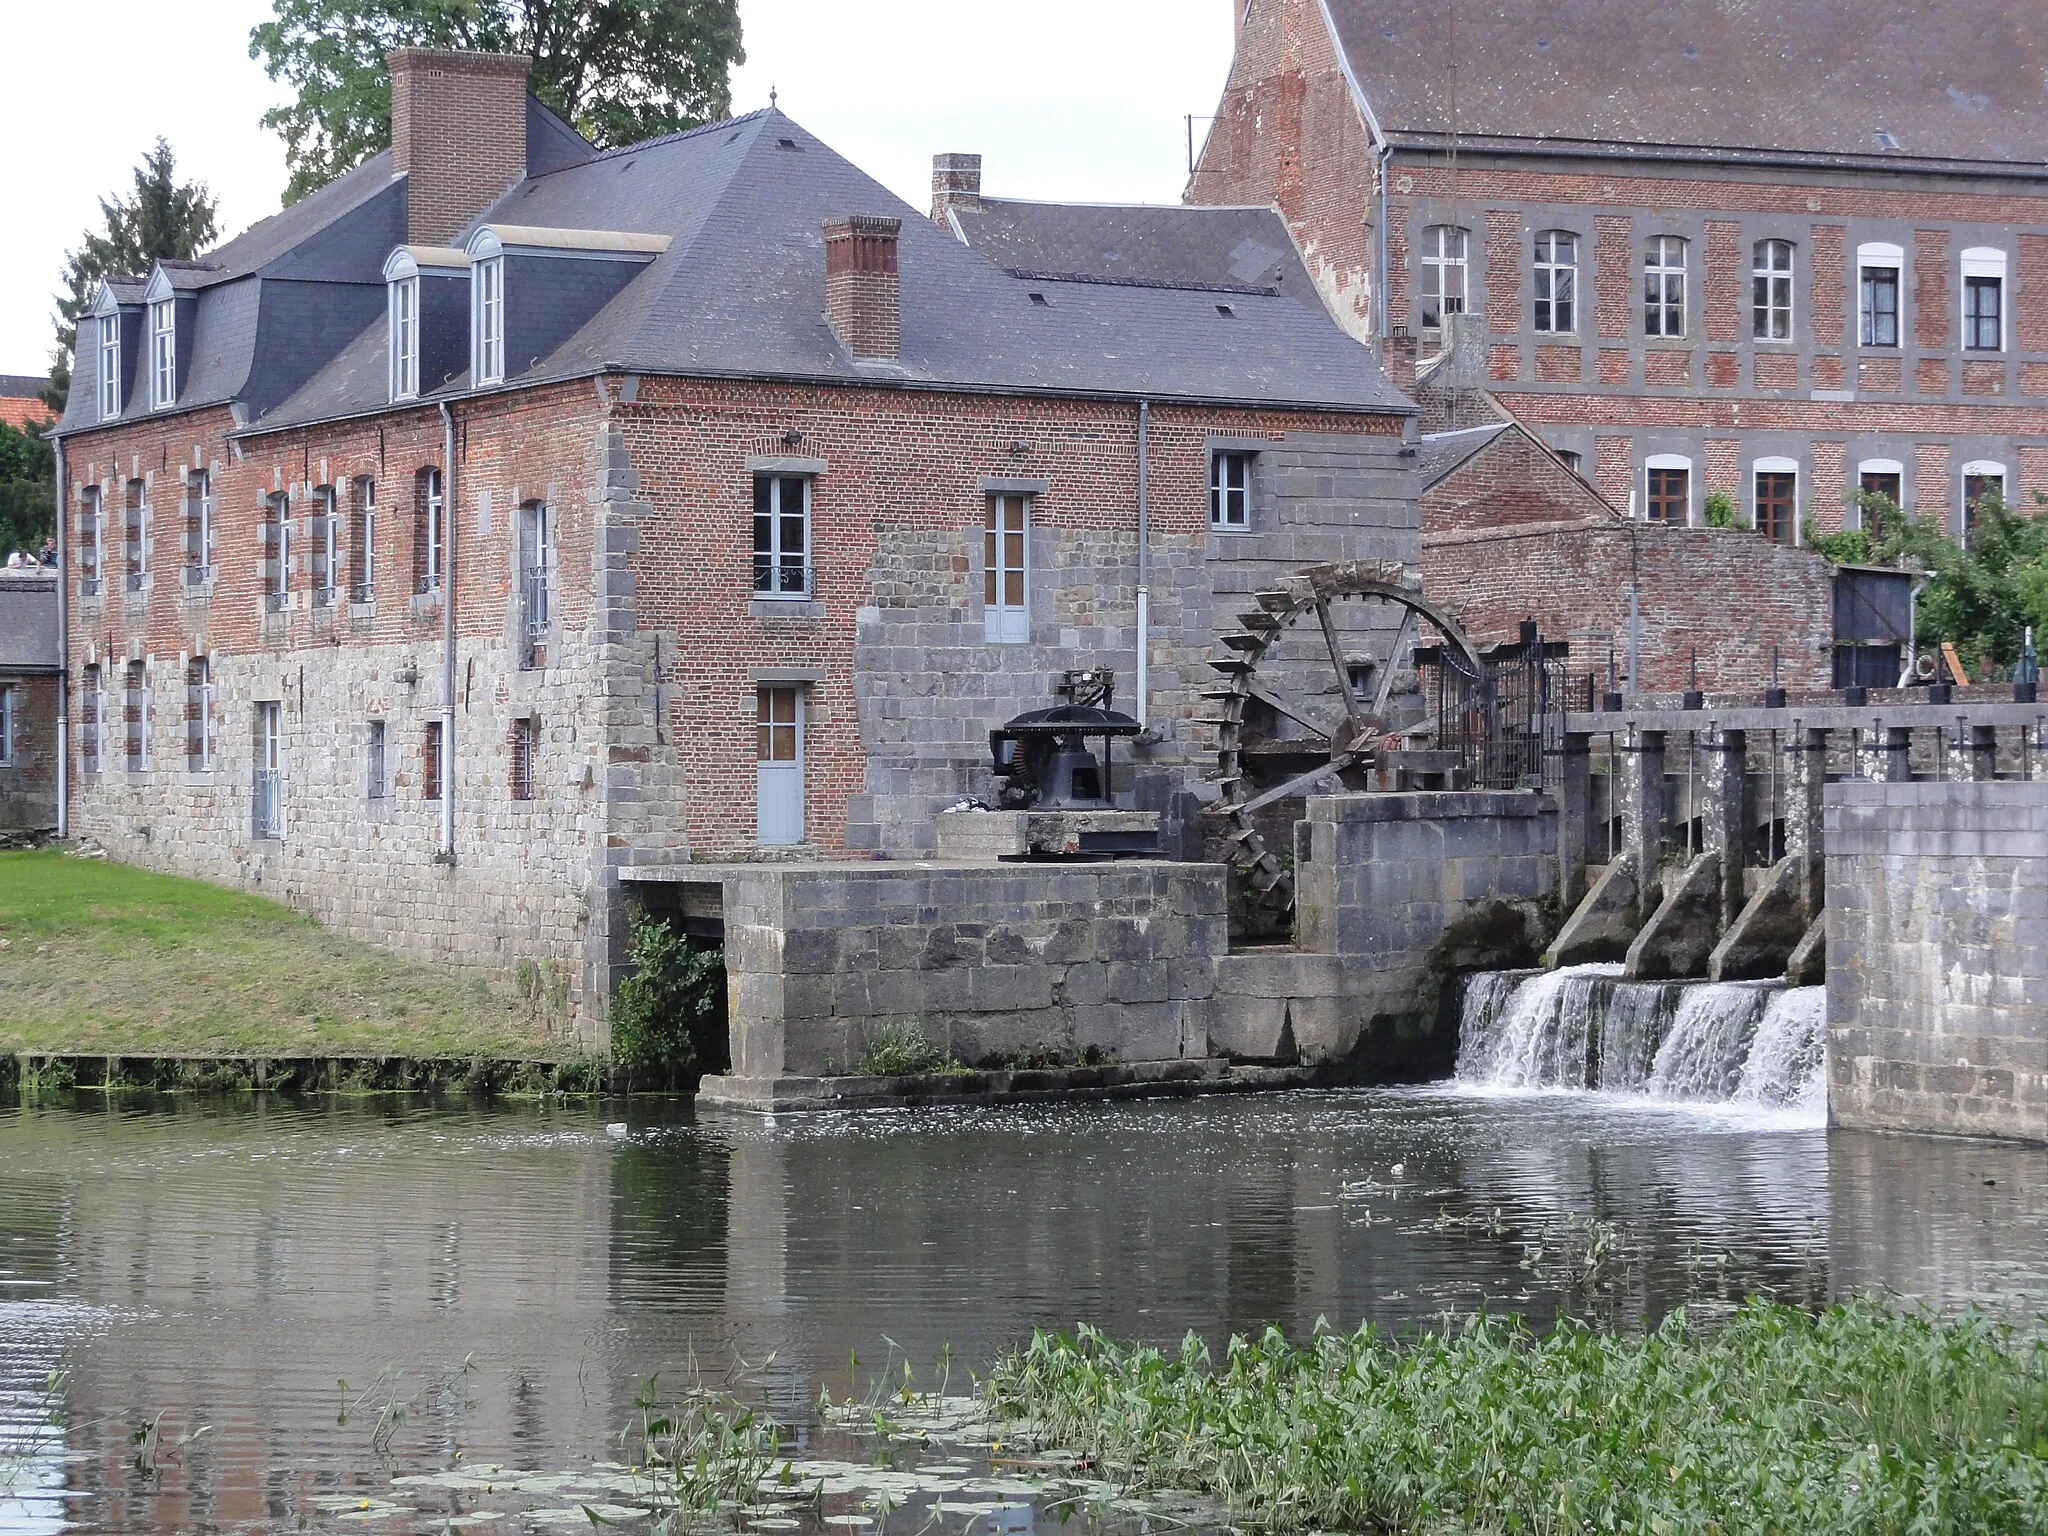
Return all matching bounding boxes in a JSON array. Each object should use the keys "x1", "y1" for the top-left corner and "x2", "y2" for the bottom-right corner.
[
  {"x1": 257, "y1": 110, "x2": 1408, "y2": 430},
  {"x1": 0, "y1": 574, "x2": 59, "y2": 672},
  {"x1": 1322, "y1": 0, "x2": 2048, "y2": 167}
]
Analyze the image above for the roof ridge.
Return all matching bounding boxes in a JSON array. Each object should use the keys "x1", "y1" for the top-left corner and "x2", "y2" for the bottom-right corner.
[
  {"x1": 560, "y1": 108, "x2": 774, "y2": 173},
  {"x1": 1003, "y1": 267, "x2": 1280, "y2": 297}
]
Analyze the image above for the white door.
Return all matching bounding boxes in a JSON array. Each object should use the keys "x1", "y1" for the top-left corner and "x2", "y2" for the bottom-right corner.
[
  {"x1": 984, "y1": 493, "x2": 1029, "y2": 643},
  {"x1": 756, "y1": 687, "x2": 804, "y2": 845}
]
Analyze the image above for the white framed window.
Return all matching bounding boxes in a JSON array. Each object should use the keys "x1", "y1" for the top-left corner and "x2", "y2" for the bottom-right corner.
[
  {"x1": 1419, "y1": 225, "x2": 1468, "y2": 329},
  {"x1": 264, "y1": 492, "x2": 291, "y2": 611},
  {"x1": 1644, "y1": 236, "x2": 1687, "y2": 337},
  {"x1": 186, "y1": 657, "x2": 214, "y2": 772},
  {"x1": 389, "y1": 275, "x2": 419, "y2": 400},
  {"x1": 520, "y1": 499, "x2": 552, "y2": 669},
  {"x1": 79, "y1": 486, "x2": 104, "y2": 596},
  {"x1": 752, "y1": 475, "x2": 812, "y2": 596},
  {"x1": 81, "y1": 665, "x2": 103, "y2": 772},
  {"x1": 415, "y1": 467, "x2": 444, "y2": 593},
  {"x1": 125, "y1": 660, "x2": 151, "y2": 771},
  {"x1": 1961, "y1": 248, "x2": 2006, "y2": 353},
  {"x1": 1645, "y1": 454, "x2": 1692, "y2": 525},
  {"x1": 508, "y1": 715, "x2": 536, "y2": 801},
  {"x1": 1752, "y1": 239, "x2": 1794, "y2": 341},
  {"x1": 149, "y1": 299, "x2": 175, "y2": 409},
  {"x1": 1852, "y1": 458, "x2": 1904, "y2": 533},
  {"x1": 1960, "y1": 460, "x2": 2007, "y2": 547},
  {"x1": 348, "y1": 476, "x2": 375, "y2": 601},
  {"x1": 1858, "y1": 242, "x2": 1902, "y2": 348},
  {"x1": 472, "y1": 256, "x2": 504, "y2": 384},
  {"x1": 367, "y1": 719, "x2": 388, "y2": 800},
  {"x1": 1210, "y1": 450, "x2": 1252, "y2": 528},
  {"x1": 1533, "y1": 230, "x2": 1577, "y2": 334},
  {"x1": 98, "y1": 314, "x2": 122, "y2": 420},
  {"x1": 984, "y1": 492, "x2": 1030, "y2": 643},
  {"x1": 124, "y1": 480, "x2": 150, "y2": 591},
  {"x1": 185, "y1": 469, "x2": 215, "y2": 582},
  {"x1": 0, "y1": 684, "x2": 13, "y2": 765},
  {"x1": 311, "y1": 485, "x2": 339, "y2": 604},
  {"x1": 253, "y1": 701, "x2": 283, "y2": 839},
  {"x1": 1753, "y1": 456, "x2": 1799, "y2": 546}
]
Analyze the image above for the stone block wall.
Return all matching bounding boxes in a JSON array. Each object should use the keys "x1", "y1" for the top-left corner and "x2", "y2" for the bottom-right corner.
[
  {"x1": 719, "y1": 859, "x2": 1227, "y2": 1077},
  {"x1": 1826, "y1": 780, "x2": 2048, "y2": 1142}
]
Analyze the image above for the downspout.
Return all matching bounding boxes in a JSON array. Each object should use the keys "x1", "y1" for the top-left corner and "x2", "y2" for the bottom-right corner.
[
  {"x1": 53, "y1": 433, "x2": 67, "y2": 839},
  {"x1": 1135, "y1": 399, "x2": 1150, "y2": 729},
  {"x1": 438, "y1": 401, "x2": 457, "y2": 861}
]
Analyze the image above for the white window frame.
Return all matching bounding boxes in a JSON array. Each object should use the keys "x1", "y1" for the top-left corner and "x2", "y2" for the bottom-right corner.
[
  {"x1": 189, "y1": 656, "x2": 214, "y2": 772},
  {"x1": 254, "y1": 700, "x2": 283, "y2": 839},
  {"x1": 312, "y1": 485, "x2": 339, "y2": 603},
  {"x1": 149, "y1": 298, "x2": 176, "y2": 409},
  {"x1": 1960, "y1": 459, "x2": 2007, "y2": 548},
  {"x1": 1644, "y1": 236, "x2": 1688, "y2": 338},
  {"x1": 1960, "y1": 248, "x2": 2006, "y2": 353},
  {"x1": 1751, "y1": 239, "x2": 1795, "y2": 342},
  {"x1": 80, "y1": 486, "x2": 104, "y2": 595},
  {"x1": 350, "y1": 477, "x2": 376, "y2": 602},
  {"x1": 1858, "y1": 242, "x2": 1903, "y2": 348},
  {"x1": 1752, "y1": 455, "x2": 1801, "y2": 546},
  {"x1": 1533, "y1": 230, "x2": 1577, "y2": 335},
  {"x1": 0, "y1": 683, "x2": 13, "y2": 765},
  {"x1": 420, "y1": 467, "x2": 444, "y2": 593},
  {"x1": 755, "y1": 686, "x2": 805, "y2": 847},
  {"x1": 1419, "y1": 225, "x2": 1468, "y2": 329},
  {"x1": 984, "y1": 492, "x2": 1030, "y2": 644},
  {"x1": 1210, "y1": 450, "x2": 1252, "y2": 529},
  {"x1": 1644, "y1": 453, "x2": 1693, "y2": 526},
  {"x1": 82, "y1": 666, "x2": 103, "y2": 772},
  {"x1": 472, "y1": 256, "x2": 505, "y2": 384},
  {"x1": 752, "y1": 474, "x2": 812, "y2": 597},
  {"x1": 389, "y1": 275, "x2": 420, "y2": 400},
  {"x1": 1851, "y1": 458, "x2": 1905, "y2": 532},
  {"x1": 187, "y1": 469, "x2": 215, "y2": 581},
  {"x1": 520, "y1": 499, "x2": 552, "y2": 668},
  {"x1": 127, "y1": 660, "x2": 152, "y2": 772},
  {"x1": 126, "y1": 480, "x2": 150, "y2": 588},
  {"x1": 98, "y1": 313, "x2": 121, "y2": 420}
]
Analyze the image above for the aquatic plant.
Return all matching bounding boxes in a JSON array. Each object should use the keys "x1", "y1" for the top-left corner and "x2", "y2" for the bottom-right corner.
[
  {"x1": 982, "y1": 1298, "x2": 2048, "y2": 1533},
  {"x1": 622, "y1": 1374, "x2": 785, "y2": 1517},
  {"x1": 855, "y1": 1023, "x2": 961, "y2": 1078}
]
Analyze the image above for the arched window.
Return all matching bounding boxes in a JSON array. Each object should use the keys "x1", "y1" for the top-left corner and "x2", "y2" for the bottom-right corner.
[
  {"x1": 413, "y1": 467, "x2": 444, "y2": 595},
  {"x1": 1854, "y1": 458, "x2": 1903, "y2": 535},
  {"x1": 1752, "y1": 239, "x2": 1794, "y2": 340},
  {"x1": 1753, "y1": 456, "x2": 1799, "y2": 546},
  {"x1": 1960, "y1": 460, "x2": 2007, "y2": 548},
  {"x1": 1644, "y1": 237, "x2": 1688, "y2": 337},
  {"x1": 1858, "y1": 242, "x2": 1902, "y2": 347},
  {"x1": 1645, "y1": 454, "x2": 1692, "y2": 525},
  {"x1": 1533, "y1": 231, "x2": 1576, "y2": 334},
  {"x1": 1419, "y1": 225, "x2": 1468, "y2": 329}
]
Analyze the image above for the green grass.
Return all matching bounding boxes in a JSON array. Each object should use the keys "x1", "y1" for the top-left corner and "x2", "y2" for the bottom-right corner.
[
  {"x1": 0, "y1": 850, "x2": 565, "y2": 1060},
  {"x1": 983, "y1": 1298, "x2": 2048, "y2": 1533}
]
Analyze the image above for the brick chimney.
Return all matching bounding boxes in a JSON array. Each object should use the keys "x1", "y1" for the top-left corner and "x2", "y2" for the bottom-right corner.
[
  {"x1": 930, "y1": 153, "x2": 982, "y2": 224},
  {"x1": 388, "y1": 48, "x2": 532, "y2": 245},
  {"x1": 1382, "y1": 326, "x2": 1418, "y2": 397},
  {"x1": 823, "y1": 216, "x2": 902, "y2": 361}
]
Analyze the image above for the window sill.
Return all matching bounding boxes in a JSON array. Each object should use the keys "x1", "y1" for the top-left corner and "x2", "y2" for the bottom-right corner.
[
  {"x1": 181, "y1": 770, "x2": 215, "y2": 787},
  {"x1": 1208, "y1": 525, "x2": 1258, "y2": 538},
  {"x1": 749, "y1": 597, "x2": 822, "y2": 621},
  {"x1": 349, "y1": 600, "x2": 376, "y2": 621},
  {"x1": 410, "y1": 591, "x2": 444, "y2": 616},
  {"x1": 1642, "y1": 337, "x2": 1693, "y2": 349}
]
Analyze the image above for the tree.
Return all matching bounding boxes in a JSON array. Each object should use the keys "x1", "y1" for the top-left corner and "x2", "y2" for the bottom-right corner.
[
  {"x1": 0, "y1": 416, "x2": 56, "y2": 558},
  {"x1": 250, "y1": 0, "x2": 746, "y2": 204},
  {"x1": 1808, "y1": 486, "x2": 2048, "y2": 676},
  {"x1": 47, "y1": 140, "x2": 220, "y2": 415}
]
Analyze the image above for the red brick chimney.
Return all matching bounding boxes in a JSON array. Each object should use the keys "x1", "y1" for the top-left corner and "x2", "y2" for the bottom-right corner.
[
  {"x1": 930, "y1": 153, "x2": 982, "y2": 224},
  {"x1": 1382, "y1": 326, "x2": 1419, "y2": 397},
  {"x1": 388, "y1": 48, "x2": 532, "y2": 245},
  {"x1": 823, "y1": 216, "x2": 902, "y2": 361}
]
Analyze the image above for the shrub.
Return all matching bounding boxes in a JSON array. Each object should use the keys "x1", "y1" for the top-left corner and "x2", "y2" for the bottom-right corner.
[
  {"x1": 856, "y1": 1021, "x2": 956, "y2": 1077},
  {"x1": 610, "y1": 910, "x2": 726, "y2": 1089},
  {"x1": 1703, "y1": 489, "x2": 1742, "y2": 528}
]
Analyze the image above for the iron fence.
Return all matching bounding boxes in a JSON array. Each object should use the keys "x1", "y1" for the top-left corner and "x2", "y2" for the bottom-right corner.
[
  {"x1": 252, "y1": 769, "x2": 283, "y2": 839},
  {"x1": 1428, "y1": 629, "x2": 1566, "y2": 791}
]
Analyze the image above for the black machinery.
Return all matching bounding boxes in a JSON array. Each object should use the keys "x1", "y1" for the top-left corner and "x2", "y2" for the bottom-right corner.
[{"x1": 989, "y1": 670, "x2": 1142, "y2": 811}]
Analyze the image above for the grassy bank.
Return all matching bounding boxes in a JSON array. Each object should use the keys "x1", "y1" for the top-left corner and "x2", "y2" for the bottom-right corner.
[
  {"x1": 0, "y1": 849, "x2": 567, "y2": 1062},
  {"x1": 982, "y1": 1299, "x2": 2048, "y2": 1533}
]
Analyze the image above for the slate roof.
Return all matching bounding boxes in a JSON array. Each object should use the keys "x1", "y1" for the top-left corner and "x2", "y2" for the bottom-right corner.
[
  {"x1": 949, "y1": 199, "x2": 1312, "y2": 297},
  {"x1": 1322, "y1": 0, "x2": 2048, "y2": 168},
  {"x1": 0, "y1": 573, "x2": 59, "y2": 673},
  {"x1": 1414, "y1": 422, "x2": 1511, "y2": 490},
  {"x1": 254, "y1": 109, "x2": 1406, "y2": 432}
]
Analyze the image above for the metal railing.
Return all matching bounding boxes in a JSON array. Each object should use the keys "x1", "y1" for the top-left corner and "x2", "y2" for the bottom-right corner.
[
  {"x1": 311, "y1": 584, "x2": 336, "y2": 609},
  {"x1": 522, "y1": 568, "x2": 550, "y2": 666},
  {"x1": 184, "y1": 564, "x2": 214, "y2": 588},
  {"x1": 252, "y1": 769, "x2": 283, "y2": 839},
  {"x1": 124, "y1": 570, "x2": 147, "y2": 593},
  {"x1": 350, "y1": 582, "x2": 374, "y2": 605},
  {"x1": 751, "y1": 556, "x2": 815, "y2": 597},
  {"x1": 80, "y1": 577, "x2": 102, "y2": 598},
  {"x1": 263, "y1": 590, "x2": 288, "y2": 614},
  {"x1": 1429, "y1": 629, "x2": 1566, "y2": 792}
]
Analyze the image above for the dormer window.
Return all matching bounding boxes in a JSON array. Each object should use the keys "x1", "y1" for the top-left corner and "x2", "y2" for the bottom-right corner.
[
  {"x1": 150, "y1": 298, "x2": 176, "y2": 409},
  {"x1": 389, "y1": 275, "x2": 419, "y2": 400},
  {"x1": 97, "y1": 314, "x2": 121, "y2": 420},
  {"x1": 473, "y1": 255, "x2": 504, "y2": 385}
]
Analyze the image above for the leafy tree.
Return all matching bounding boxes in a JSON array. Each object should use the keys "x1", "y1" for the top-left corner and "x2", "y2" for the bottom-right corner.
[
  {"x1": 47, "y1": 140, "x2": 220, "y2": 414},
  {"x1": 609, "y1": 908, "x2": 726, "y2": 1089},
  {"x1": 1807, "y1": 487, "x2": 2048, "y2": 676},
  {"x1": 0, "y1": 416, "x2": 57, "y2": 559},
  {"x1": 250, "y1": 0, "x2": 746, "y2": 204}
]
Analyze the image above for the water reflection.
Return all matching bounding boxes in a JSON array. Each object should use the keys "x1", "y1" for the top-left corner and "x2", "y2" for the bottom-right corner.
[{"x1": 0, "y1": 1091, "x2": 2043, "y2": 1532}]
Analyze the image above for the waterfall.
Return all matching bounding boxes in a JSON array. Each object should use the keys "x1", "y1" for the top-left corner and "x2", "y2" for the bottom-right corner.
[{"x1": 1456, "y1": 967, "x2": 1827, "y2": 1114}]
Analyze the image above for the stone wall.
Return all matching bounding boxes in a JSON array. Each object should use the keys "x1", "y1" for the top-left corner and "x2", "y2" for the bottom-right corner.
[
  {"x1": 1826, "y1": 780, "x2": 2048, "y2": 1143},
  {"x1": 0, "y1": 672, "x2": 57, "y2": 831},
  {"x1": 716, "y1": 859, "x2": 1227, "y2": 1078},
  {"x1": 1212, "y1": 790, "x2": 1557, "y2": 1075}
]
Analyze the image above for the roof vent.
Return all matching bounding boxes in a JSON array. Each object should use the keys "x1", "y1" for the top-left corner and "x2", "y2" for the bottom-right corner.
[
  {"x1": 778, "y1": 137, "x2": 799, "y2": 150},
  {"x1": 1216, "y1": 303, "x2": 1237, "y2": 318},
  {"x1": 1029, "y1": 292, "x2": 1049, "y2": 307},
  {"x1": 1876, "y1": 129, "x2": 1902, "y2": 151}
]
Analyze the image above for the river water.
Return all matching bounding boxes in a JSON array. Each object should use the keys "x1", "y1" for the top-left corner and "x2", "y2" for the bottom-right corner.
[{"x1": 2, "y1": 1088, "x2": 2046, "y2": 1533}]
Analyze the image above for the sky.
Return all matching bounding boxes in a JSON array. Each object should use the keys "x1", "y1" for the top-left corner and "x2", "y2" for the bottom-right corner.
[{"x1": 0, "y1": 1, "x2": 1237, "y2": 378}]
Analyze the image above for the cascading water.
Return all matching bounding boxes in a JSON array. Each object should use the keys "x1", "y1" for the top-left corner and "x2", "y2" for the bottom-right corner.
[{"x1": 1455, "y1": 964, "x2": 1827, "y2": 1117}]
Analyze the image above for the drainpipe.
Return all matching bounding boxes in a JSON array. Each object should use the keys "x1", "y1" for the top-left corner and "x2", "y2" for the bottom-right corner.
[
  {"x1": 1375, "y1": 143, "x2": 1394, "y2": 344},
  {"x1": 1135, "y1": 399, "x2": 1150, "y2": 729},
  {"x1": 438, "y1": 401, "x2": 457, "y2": 860},
  {"x1": 53, "y1": 434, "x2": 67, "y2": 839}
]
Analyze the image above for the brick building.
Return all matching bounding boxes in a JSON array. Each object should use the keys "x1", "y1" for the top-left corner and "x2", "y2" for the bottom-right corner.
[
  {"x1": 51, "y1": 50, "x2": 1415, "y2": 1038},
  {"x1": 0, "y1": 569, "x2": 58, "y2": 830},
  {"x1": 1192, "y1": 0, "x2": 2048, "y2": 544}
]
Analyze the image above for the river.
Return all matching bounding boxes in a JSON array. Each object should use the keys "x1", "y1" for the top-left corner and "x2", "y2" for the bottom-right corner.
[{"x1": 2, "y1": 1089, "x2": 2045, "y2": 1532}]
